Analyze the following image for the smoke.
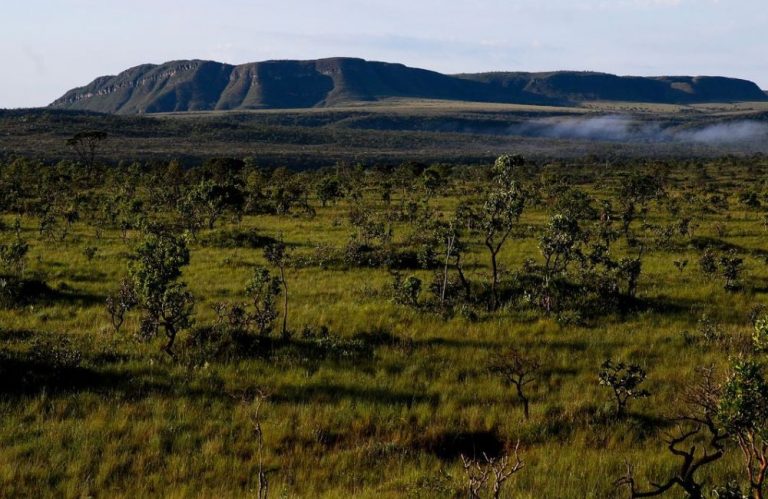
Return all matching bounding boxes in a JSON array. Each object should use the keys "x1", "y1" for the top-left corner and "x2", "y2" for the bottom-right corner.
[
  {"x1": 676, "y1": 121, "x2": 768, "y2": 143},
  {"x1": 507, "y1": 115, "x2": 768, "y2": 144}
]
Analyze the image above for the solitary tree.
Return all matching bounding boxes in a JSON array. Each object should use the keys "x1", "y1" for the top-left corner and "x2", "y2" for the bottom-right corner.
[
  {"x1": 245, "y1": 267, "x2": 282, "y2": 336},
  {"x1": 490, "y1": 348, "x2": 541, "y2": 420},
  {"x1": 129, "y1": 231, "x2": 194, "y2": 356},
  {"x1": 264, "y1": 238, "x2": 290, "y2": 339},
  {"x1": 464, "y1": 156, "x2": 526, "y2": 310},
  {"x1": 66, "y1": 130, "x2": 107, "y2": 171},
  {"x1": 538, "y1": 213, "x2": 586, "y2": 312},
  {"x1": 316, "y1": 176, "x2": 343, "y2": 207},
  {"x1": 599, "y1": 360, "x2": 650, "y2": 418}
]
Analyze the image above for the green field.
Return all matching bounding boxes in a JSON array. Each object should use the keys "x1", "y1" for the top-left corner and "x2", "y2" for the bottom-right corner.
[{"x1": 1, "y1": 154, "x2": 768, "y2": 498}]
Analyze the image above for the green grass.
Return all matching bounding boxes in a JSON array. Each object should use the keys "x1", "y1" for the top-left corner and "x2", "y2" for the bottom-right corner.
[{"x1": 1, "y1": 163, "x2": 767, "y2": 497}]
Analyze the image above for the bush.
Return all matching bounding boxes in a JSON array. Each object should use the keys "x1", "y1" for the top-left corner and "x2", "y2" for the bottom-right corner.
[
  {"x1": 754, "y1": 316, "x2": 768, "y2": 352},
  {"x1": 28, "y1": 335, "x2": 83, "y2": 370},
  {"x1": 392, "y1": 272, "x2": 422, "y2": 307},
  {"x1": 699, "y1": 249, "x2": 718, "y2": 277},
  {"x1": 182, "y1": 323, "x2": 263, "y2": 364}
]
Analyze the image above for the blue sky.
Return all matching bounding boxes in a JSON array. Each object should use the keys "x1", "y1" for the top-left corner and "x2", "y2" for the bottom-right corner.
[{"x1": 2, "y1": 0, "x2": 766, "y2": 108}]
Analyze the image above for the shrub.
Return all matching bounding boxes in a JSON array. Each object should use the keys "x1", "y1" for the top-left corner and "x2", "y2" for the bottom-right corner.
[
  {"x1": 598, "y1": 359, "x2": 650, "y2": 417},
  {"x1": 0, "y1": 239, "x2": 29, "y2": 275},
  {"x1": 245, "y1": 267, "x2": 282, "y2": 336},
  {"x1": 392, "y1": 272, "x2": 422, "y2": 307},
  {"x1": 754, "y1": 315, "x2": 768, "y2": 352},
  {"x1": 699, "y1": 248, "x2": 719, "y2": 277},
  {"x1": 28, "y1": 335, "x2": 83, "y2": 370},
  {"x1": 128, "y1": 231, "x2": 194, "y2": 356}
]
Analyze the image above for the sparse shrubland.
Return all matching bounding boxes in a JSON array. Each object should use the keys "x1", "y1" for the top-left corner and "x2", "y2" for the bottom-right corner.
[{"x1": 2, "y1": 152, "x2": 768, "y2": 497}]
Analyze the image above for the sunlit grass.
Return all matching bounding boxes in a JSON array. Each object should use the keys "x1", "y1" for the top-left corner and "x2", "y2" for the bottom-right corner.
[{"x1": 1, "y1": 170, "x2": 767, "y2": 497}]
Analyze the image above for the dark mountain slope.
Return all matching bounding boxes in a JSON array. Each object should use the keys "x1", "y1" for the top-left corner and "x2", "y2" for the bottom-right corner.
[
  {"x1": 458, "y1": 71, "x2": 767, "y2": 104},
  {"x1": 50, "y1": 59, "x2": 767, "y2": 114}
]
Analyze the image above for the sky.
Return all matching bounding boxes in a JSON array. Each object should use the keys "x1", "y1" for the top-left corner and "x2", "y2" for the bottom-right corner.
[{"x1": 2, "y1": 0, "x2": 767, "y2": 108}]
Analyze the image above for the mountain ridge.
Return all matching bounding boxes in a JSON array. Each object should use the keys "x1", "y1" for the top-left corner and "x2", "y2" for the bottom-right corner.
[{"x1": 50, "y1": 58, "x2": 768, "y2": 114}]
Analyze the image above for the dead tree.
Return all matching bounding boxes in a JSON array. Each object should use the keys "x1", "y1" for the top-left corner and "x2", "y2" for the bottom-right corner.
[
  {"x1": 461, "y1": 441, "x2": 524, "y2": 499},
  {"x1": 461, "y1": 454, "x2": 491, "y2": 499},
  {"x1": 615, "y1": 367, "x2": 727, "y2": 499},
  {"x1": 231, "y1": 389, "x2": 272, "y2": 499},
  {"x1": 251, "y1": 392, "x2": 270, "y2": 499}
]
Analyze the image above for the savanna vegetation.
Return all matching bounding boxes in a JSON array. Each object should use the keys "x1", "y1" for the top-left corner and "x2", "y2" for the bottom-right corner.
[{"x1": 2, "y1": 142, "x2": 768, "y2": 498}]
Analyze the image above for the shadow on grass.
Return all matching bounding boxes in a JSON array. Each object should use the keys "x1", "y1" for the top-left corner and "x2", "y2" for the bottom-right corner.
[
  {"x1": 271, "y1": 382, "x2": 438, "y2": 407},
  {"x1": 0, "y1": 329, "x2": 37, "y2": 342},
  {"x1": 1, "y1": 277, "x2": 105, "y2": 308},
  {"x1": 0, "y1": 354, "x2": 132, "y2": 396},
  {"x1": 619, "y1": 294, "x2": 697, "y2": 318},
  {"x1": 44, "y1": 288, "x2": 105, "y2": 307},
  {"x1": 415, "y1": 430, "x2": 505, "y2": 460},
  {"x1": 686, "y1": 236, "x2": 768, "y2": 257},
  {"x1": 0, "y1": 351, "x2": 221, "y2": 400},
  {"x1": 198, "y1": 229, "x2": 279, "y2": 250}
]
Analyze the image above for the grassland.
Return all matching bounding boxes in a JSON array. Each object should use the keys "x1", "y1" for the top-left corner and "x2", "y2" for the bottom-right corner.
[{"x1": 1, "y1": 156, "x2": 768, "y2": 497}]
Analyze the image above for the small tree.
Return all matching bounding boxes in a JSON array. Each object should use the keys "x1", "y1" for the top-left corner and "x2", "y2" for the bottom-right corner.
[
  {"x1": 186, "y1": 179, "x2": 245, "y2": 230},
  {"x1": 66, "y1": 130, "x2": 107, "y2": 171},
  {"x1": 754, "y1": 316, "x2": 768, "y2": 352},
  {"x1": 718, "y1": 360, "x2": 768, "y2": 499},
  {"x1": 699, "y1": 248, "x2": 719, "y2": 278},
  {"x1": 599, "y1": 360, "x2": 650, "y2": 417},
  {"x1": 437, "y1": 221, "x2": 460, "y2": 307},
  {"x1": 0, "y1": 239, "x2": 29, "y2": 276},
  {"x1": 616, "y1": 256, "x2": 643, "y2": 298},
  {"x1": 489, "y1": 349, "x2": 541, "y2": 420},
  {"x1": 719, "y1": 250, "x2": 744, "y2": 292},
  {"x1": 617, "y1": 173, "x2": 665, "y2": 235},
  {"x1": 316, "y1": 176, "x2": 343, "y2": 207},
  {"x1": 458, "y1": 156, "x2": 527, "y2": 311},
  {"x1": 105, "y1": 278, "x2": 138, "y2": 333},
  {"x1": 264, "y1": 238, "x2": 290, "y2": 339},
  {"x1": 538, "y1": 213, "x2": 586, "y2": 312},
  {"x1": 129, "y1": 232, "x2": 194, "y2": 356},
  {"x1": 245, "y1": 267, "x2": 282, "y2": 336}
]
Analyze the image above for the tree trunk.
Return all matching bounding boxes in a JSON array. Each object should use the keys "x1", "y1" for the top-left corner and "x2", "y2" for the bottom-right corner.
[
  {"x1": 163, "y1": 324, "x2": 177, "y2": 357},
  {"x1": 280, "y1": 266, "x2": 288, "y2": 339},
  {"x1": 440, "y1": 234, "x2": 455, "y2": 306},
  {"x1": 489, "y1": 247, "x2": 499, "y2": 311}
]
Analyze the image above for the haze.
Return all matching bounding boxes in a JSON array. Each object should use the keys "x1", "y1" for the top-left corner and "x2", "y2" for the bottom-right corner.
[{"x1": 3, "y1": 0, "x2": 766, "y2": 108}]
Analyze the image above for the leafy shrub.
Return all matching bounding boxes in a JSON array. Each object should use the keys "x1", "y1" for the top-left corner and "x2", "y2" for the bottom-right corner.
[
  {"x1": 392, "y1": 272, "x2": 422, "y2": 307},
  {"x1": 754, "y1": 315, "x2": 768, "y2": 352},
  {"x1": 298, "y1": 326, "x2": 373, "y2": 361},
  {"x1": 0, "y1": 239, "x2": 29, "y2": 275},
  {"x1": 83, "y1": 246, "x2": 98, "y2": 261},
  {"x1": 699, "y1": 248, "x2": 719, "y2": 277},
  {"x1": 598, "y1": 359, "x2": 650, "y2": 417},
  {"x1": 28, "y1": 335, "x2": 83, "y2": 369}
]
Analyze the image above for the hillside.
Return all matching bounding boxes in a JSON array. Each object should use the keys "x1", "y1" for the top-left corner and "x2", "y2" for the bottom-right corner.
[
  {"x1": 49, "y1": 58, "x2": 768, "y2": 114},
  {"x1": 458, "y1": 71, "x2": 768, "y2": 104}
]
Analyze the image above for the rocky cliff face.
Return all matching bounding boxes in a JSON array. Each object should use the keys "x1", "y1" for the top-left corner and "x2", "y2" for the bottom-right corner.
[{"x1": 50, "y1": 58, "x2": 768, "y2": 114}]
